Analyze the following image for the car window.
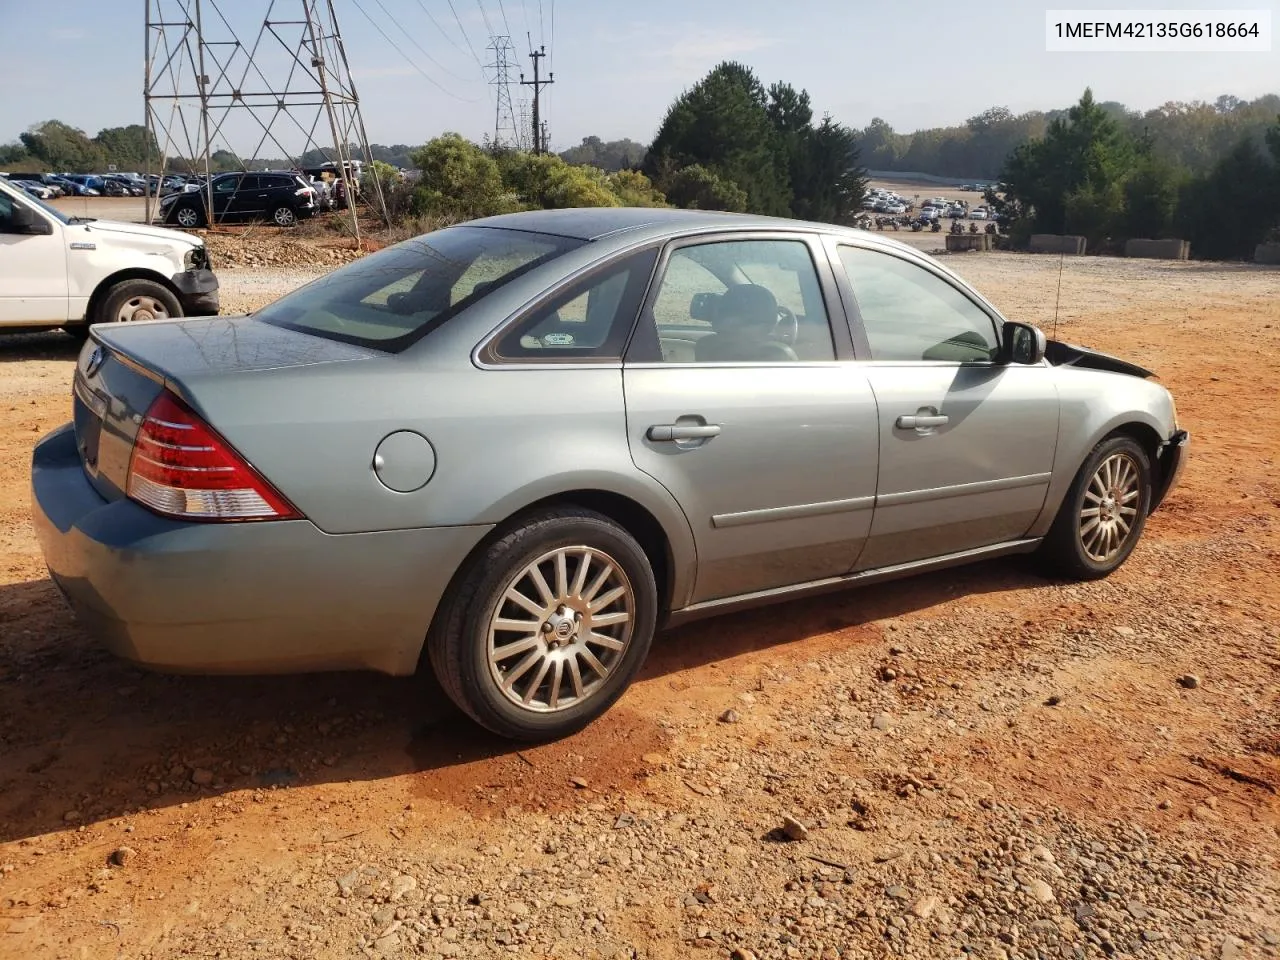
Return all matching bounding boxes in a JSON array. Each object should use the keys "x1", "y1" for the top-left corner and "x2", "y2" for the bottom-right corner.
[
  {"x1": 255, "y1": 226, "x2": 582, "y2": 351},
  {"x1": 214, "y1": 176, "x2": 240, "y2": 194},
  {"x1": 635, "y1": 238, "x2": 836, "y2": 364},
  {"x1": 0, "y1": 191, "x2": 13, "y2": 229},
  {"x1": 837, "y1": 245, "x2": 999, "y2": 362},
  {"x1": 492, "y1": 249, "x2": 658, "y2": 361}
]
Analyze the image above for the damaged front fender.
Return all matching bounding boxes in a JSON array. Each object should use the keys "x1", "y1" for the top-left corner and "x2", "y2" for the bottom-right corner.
[{"x1": 1045, "y1": 339, "x2": 1154, "y2": 379}]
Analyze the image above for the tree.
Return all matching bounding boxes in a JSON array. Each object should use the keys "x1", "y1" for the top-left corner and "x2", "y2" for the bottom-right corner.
[
  {"x1": 410, "y1": 133, "x2": 513, "y2": 219},
  {"x1": 662, "y1": 164, "x2": 748, "y2": 212},
  {"x1": 998, "y1": 89, "x2": 1133, "y2": 237},
  {"x1": 1121, "y1": 153, "x2": 1183, "y2": 239},
  {"x1": 559, "y1": 137, "x2": 647, "y2": 172},
  {"x1": 19, "y1": 120, "x2": 104, "y2": 172},
  {"x1": 792, "y1": 116, "x2": 867, "y2": 224},
  {"x1": 645, "y1": 61, "x2": 791, "y2": 216},
  {"x1": 1176, "y1": 122, "x2": 1280, "y2": 259},
  {"x1": 93, "y1": 125, "x2": 158, "y2": 170}
]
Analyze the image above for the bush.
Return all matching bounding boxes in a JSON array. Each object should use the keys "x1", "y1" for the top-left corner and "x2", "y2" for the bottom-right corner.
[
  {"x1": 409, "y1": 133, "x2": 517, "y2": 220},
  {"x1": 497, "y1": 152, "x2": 621, "y2": 209},
  {"x1": 606, "y1": 169, "x2": 669, "y2": 207},
  {"x1": 661, "y1": 164, "x2": 748, "y2": 212}
]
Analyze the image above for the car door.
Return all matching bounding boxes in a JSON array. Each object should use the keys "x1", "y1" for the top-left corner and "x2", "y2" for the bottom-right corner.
[
  {"x1": 0, "y1": 188, "x2": 69, "y2": 325},
  {"x1": 211, "y1": 174, "x2": 246, "y2": 222},
  {"x1": 624, "y1": 233, "x2": 880, "y2": 604},
  {"x1": 829, "y1": 240, "x2": 1059, "y2": 570}
]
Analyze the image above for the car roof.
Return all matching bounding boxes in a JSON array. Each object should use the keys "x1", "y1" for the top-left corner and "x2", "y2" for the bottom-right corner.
[
  {"x1": 464, "y1": 206, "x2": 941, "y2": 263},
  {"x1": 466, "y1": 207, "x2": 819, "y2": 242}
]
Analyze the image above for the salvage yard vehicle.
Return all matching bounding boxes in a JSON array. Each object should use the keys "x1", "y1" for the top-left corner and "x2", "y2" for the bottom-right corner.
[
  {"x1": 31, "y1": 208, "x2": 1187, "y2": 740},
  {"x1": 159, "y1": 171, "x2": 318, "y2": 228},
  {"x1": 0, "y1": 175, "x2": 218, "y2": 336}
]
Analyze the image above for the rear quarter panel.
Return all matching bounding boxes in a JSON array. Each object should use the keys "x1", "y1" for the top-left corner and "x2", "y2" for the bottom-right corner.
[
  {"x1": 1026, "y1": 366, "x2": 1177, "y2": 536},
  {"x1": 181, "y1": 355, "x2": 698, "y2": 603}
]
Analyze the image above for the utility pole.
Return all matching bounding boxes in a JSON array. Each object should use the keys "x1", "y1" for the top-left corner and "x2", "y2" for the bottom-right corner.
[{"x1": 518, "y1": 45, "x2": 553, "y2": 155}]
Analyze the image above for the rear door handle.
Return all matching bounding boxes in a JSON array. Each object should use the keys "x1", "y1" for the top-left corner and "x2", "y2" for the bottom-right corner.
[
  {"x1": 896, "y1": 414, "x2": 949, "y2": 429},
  {"x1": 647, "y1": 423, "x2": 722, "y2": 442}
]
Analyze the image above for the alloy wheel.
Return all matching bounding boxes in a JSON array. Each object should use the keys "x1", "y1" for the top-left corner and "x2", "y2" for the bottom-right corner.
[
  {"x1": 1079, "y1": 452, "x2": 1141, "y2": 562},
  {"x1": 486, "y1": 546, "x2": 634, "y2": 713}
]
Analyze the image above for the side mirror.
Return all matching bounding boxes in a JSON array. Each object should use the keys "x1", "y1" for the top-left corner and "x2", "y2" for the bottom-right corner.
[
  {"x1": 9, "y1": 203, "x2": 53, "y2": 235},
  {"x1": 1001, "y1": 321, "x2": 1046, "y2": 365}
]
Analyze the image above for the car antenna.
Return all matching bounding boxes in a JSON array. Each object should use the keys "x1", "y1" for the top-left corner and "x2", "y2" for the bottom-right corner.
[{"x1": 1051, "y1": 248, "x2": 1065, "y2": 342}]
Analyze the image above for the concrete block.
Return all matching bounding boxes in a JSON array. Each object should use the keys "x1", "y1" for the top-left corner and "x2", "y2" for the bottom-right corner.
[
  {"x1": 945, "y1": 234, "x2": 992, "y2": 252},
  {"x1": 1029, "y1": 234, "x2": 1087, "y2": 255},
  {"x1": 1125, "y1": 238, "x2": 1190, "y2": 260}
]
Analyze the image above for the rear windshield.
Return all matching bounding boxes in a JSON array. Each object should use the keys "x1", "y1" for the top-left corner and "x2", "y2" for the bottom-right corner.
[{"x1": 253, "y1": 226, "x2": 582, "y2": 351}]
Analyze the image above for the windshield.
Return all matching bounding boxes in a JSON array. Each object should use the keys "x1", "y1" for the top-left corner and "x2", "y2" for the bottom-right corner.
[
  {"x1": 1, "y1": 181, "x2": 71, "y2": 225},
  {"x1": 253, "y1": 226, "x2": 582, "y2": 351}
]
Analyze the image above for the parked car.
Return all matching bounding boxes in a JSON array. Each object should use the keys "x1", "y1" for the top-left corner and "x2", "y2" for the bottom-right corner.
[
  {"x1": 970, "y1": 209, "x2": 988, "y2": 220},
  {"x1": 17, "y1": 180, "x2": 55, "y2": 200},
  {"x1": 30, "y1": 207, "x2": 1187, "y2": 740},
  {"x1": 0, "y1": 176, "x2": 218, "y2": 336},
  {"x1": 159, "y1": 171, "x2": 318, "y2": 227}
]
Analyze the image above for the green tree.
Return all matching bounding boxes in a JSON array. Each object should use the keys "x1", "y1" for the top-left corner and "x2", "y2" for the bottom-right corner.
[
  {"x1": 645, "y1": 61, "x2": 791, "y2": 216},
  {"x1": 1121, "y1": 154, "x2": 1183, "y2": 239},
  {"x1": 662, "y1": 164, "x2": 748, "y2": 212},
  {"x1": 93, "y1": 125, "x2": 158, "y2": 170},
  {"x1": 998, "y1": 89, "x2": 1133, "y2": 237},
  {"x1": 559, "y1": 137, "x2": 647, "y2": 172},
  {"x1": 1176, "y1": 122, "x2": 1280, "y2": 259},
  {"x1": 19, "y1": 120, "x2": 104, "y2": 172},
  {"x1": 792, "y1": 116, "x2": 867, "y2": 224},
  {"x1": 410, "y1": 133, "x2": 513, "y2": 219}
]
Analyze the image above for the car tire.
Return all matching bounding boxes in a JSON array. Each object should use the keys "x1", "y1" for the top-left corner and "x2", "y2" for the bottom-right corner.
[
  {"x1": 427, "y1": 507, "x2": 658, "y2": 741},
  {"x1": 272, "y1": 206, "x2": 298, "y2": 227},
  {"x1": 94, "y1": 279, "x2": 183, "y2": 327},
  {"x1": 1037, "y1": 434, "x2": 1152, "y2": 581}
]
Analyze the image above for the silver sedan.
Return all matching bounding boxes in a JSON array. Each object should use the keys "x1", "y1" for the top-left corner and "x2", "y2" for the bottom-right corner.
[{"x1": 31, "y1": 208, "x2": 1187, "y2": 740}]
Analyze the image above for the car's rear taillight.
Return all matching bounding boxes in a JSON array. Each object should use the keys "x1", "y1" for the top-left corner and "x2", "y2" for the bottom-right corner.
[{"x1": 126, "y1": 392, "x2": 301, "y2": 522}]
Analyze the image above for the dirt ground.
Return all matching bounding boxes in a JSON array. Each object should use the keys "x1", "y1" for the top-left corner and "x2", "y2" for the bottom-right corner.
[{"x1": 1, "y1": 249, "x2": 1278, "y2": 960}]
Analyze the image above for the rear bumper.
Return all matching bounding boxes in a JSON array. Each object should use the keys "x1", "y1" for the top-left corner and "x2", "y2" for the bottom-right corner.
[
  {"x1": 1151, "y1": 429, "x2": 1189, "y2": 512},
  {"x1": 31, "y1": 423, "x2": 491, "y2": 676},
  {"x1": 171, "y1": 268, "x2": 220, "y2": 317}
]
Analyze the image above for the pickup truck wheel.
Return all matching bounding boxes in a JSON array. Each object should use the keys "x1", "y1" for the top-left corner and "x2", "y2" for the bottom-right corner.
[
  {"x1": 427, "y1": 507, "x2": 658, "y2": 741},
  {"x1": 95, "y1": 280, "x2": 183, "y2": 327}
]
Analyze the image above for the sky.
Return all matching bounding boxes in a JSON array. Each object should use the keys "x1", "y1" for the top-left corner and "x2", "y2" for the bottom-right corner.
[{"x1": 0, "y1": 0, "x2": 1276, "y2": 156}]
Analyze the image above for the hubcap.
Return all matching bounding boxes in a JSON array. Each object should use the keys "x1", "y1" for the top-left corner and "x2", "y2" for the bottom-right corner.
[
  {"x1": 177, "y1": 209, "x2": 198, "y2": 227},
  {"x1": 487, "y1": 546, "x2": 634, "y2": 713},
  {"x1": 274, "y1": 208, "x2": 296, "y2": 226},
  {"x1": 117, "y1": 296, "x2": 170, "y2": 323},
  {"x1": 1079, "y1": 453, "x2": 1141, "y2": 562}
]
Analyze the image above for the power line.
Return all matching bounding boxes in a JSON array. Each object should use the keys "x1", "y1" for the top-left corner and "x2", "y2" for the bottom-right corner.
[
  {"x1": 368, "y1": 0, "x2": 475, "y2": 83},
  {"x1": 445, "y1": 0, "x2": 484, "y2": 67},
  {"x1": 411, "y1": 0, "x2": 473, "y2": 63},
  {"x1": 537, "y1": 0, "x2": 544, "y2": 46},
  {"x1": 474, "y1": 0, "x2": 495, "y2": 38},
  {"x1": 349, "y1": 0, "x2": 479, "y2": 101},
  {"x1": 496, "y1": 0, "x2": 512, "y2": 38}
]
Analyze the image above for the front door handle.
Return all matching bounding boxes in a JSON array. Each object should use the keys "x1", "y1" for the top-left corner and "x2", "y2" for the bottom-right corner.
[
  {"x1": 896, "y1": 414, "x2": 949, "y2": 429},
  {"x1": 647, "y1": 423, "x2": 722, "y2": 442}
]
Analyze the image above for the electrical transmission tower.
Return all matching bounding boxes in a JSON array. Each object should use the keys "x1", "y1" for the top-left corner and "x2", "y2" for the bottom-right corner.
[
  {"x1": 518, "y1": 45, "x2": 553, "y2": 154},
  {"x1": 143, "y1": 0, "x2": 387, "y2": 241},
  {"x1": 485, "y1": 36, "x2": 520, "y2": 150}
]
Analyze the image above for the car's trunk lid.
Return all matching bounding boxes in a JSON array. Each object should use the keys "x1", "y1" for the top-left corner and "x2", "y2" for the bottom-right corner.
[{"x1": 74, "y1": 316, "x2": 381, "y2": 502}]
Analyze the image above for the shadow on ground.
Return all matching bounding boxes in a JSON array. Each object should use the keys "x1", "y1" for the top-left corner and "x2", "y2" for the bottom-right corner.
[{"x1": 0, "y1": 557, "x2": 1045, "y2": 842}]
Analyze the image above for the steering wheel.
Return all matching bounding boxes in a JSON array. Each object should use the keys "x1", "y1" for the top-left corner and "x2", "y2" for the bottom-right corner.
[{"x1": 771, "y1": 305, "x2": 799, "y2": 345}]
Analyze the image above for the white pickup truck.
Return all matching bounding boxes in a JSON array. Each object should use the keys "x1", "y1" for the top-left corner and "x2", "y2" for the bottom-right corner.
[{"x1": 0, "y1": 176, "x2": 218, "y2": 337}]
